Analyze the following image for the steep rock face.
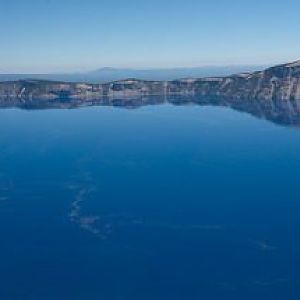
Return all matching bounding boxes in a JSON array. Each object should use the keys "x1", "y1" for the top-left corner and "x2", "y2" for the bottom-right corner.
[
  {"x1": 176, "y1": 61, "x2": 300, "y2": 100},
  {"x1": 0, "y1": 61, "x2": 300, "y2": 100}
]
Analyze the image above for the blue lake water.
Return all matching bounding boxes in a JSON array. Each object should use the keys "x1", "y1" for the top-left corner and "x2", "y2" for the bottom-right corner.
[{"x1": 0, "y1": 101, "x2": 300, "y2": 299}]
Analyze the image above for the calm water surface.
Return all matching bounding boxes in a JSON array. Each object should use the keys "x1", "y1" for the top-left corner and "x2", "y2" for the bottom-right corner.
[{"x1": 0, "y1": 102, "x2": 300, "y2": 299}]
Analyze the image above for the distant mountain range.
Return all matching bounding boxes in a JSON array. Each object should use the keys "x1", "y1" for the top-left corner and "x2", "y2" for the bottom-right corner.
[
  {"x1": 0, "y1": 65, "x2": 267, "y2": 83},
  {"x1": 0, "y1": 61, "x2": 299, "y2": 101}
]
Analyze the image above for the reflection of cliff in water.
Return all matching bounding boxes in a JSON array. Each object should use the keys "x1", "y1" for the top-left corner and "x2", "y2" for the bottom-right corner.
[{"x1": 1, "y1": 95, "x2": 300, "y2": 127}]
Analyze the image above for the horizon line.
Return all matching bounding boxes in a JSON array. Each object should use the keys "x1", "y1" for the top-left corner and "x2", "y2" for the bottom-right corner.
[{"x1": 0, "y1": 63, "x2": 270, "y2": 75}]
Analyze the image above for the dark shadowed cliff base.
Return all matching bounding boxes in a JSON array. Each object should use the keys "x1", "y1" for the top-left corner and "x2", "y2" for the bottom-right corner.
[{"x1": 0, "y1": 95, "x2": 299, "y2": 128}]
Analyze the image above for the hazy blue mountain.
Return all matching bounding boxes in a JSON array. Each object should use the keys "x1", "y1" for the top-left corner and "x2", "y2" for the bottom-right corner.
[{"x1": 0, "y1": 65, "x2": 267, "y2": 83}]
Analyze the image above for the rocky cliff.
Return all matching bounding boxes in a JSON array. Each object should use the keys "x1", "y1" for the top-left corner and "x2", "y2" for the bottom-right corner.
[{"x1": 0, "y1": 61, "x2": 300, "y2": 101}]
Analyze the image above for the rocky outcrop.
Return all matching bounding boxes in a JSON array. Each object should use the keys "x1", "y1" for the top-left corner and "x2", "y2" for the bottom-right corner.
[{"x1": 0, "y1": 61, "x2": 300, "y2": 101}]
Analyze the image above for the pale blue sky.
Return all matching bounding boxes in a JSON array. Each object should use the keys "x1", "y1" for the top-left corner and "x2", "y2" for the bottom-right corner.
[{"x1": 1, "y1": 0, "x2": 300, "y2": 73}]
